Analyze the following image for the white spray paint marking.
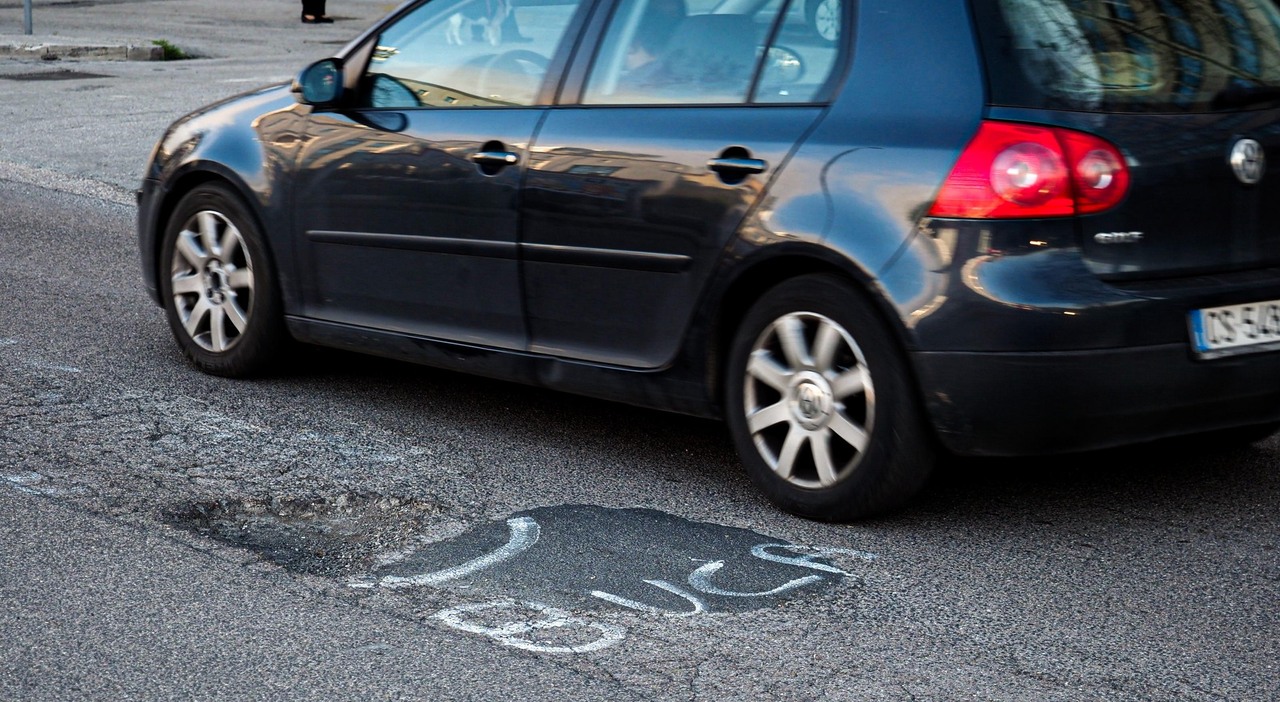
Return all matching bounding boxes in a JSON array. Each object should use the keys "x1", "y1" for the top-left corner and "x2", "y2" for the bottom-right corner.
[
  {"x1": 379, "y1": 516, "x2": 540, "y2": 589},
  {"x1": 2, "y1": 472, "x2": 46, "y2": 495},
  {"x1": 0, "y1": 472, "x2": 77, "y2": 497},
  {"x1": 752, "y1": 543, "x2": 878, "y2": 576},
  {"x1": 591, "y1": 580, "x2": 707, "y2": 617},
  {"x1": 0, "y1": 338, "x2": 17, "y2": 347},
  {"x1": 687, "y1": 561, "x2": 823, "y2": 597},
  {"x1": 434, "y1": 599, "x2": 625, "y2": 654},
  {"x1": 25, "y1": 361, "x2": 82, "y2": 374},
  {"x1": 364, "y1": 515, "x2": 881, "y2": 655}
]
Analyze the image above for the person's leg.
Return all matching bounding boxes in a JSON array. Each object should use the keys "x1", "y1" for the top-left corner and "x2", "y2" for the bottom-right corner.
[{"x1": 301, "y1": 0, "x2": 332, "y2": 22}]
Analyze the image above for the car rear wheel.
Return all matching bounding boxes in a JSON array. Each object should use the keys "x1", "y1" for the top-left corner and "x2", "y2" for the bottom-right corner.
[
  {"x1": 725, "y1": 275, "x2": 933, "y2": 521},
  {"x1": 1205, "y1": 421, "x2": 1279, "y2": 446},
  {"x1": 159, "y1": 184, "x2": 286, "y2": 377}
]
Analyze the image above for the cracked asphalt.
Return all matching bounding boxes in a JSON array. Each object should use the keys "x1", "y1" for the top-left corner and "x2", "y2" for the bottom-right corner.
[
  {"x1": 2, "y1": 180, "x2": 1278, "y2": 700},
  {"x1": 1, "y1": 1, "x2": 1279, "y2": 699}
]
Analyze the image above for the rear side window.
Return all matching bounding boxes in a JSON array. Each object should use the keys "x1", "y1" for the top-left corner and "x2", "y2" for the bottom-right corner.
[
  {"x1": 974, "y1": 0, "x2": 1280, "y2": 112},
  {"x1": 581, "y1": 0, "x2": 843, "y2": 105}
]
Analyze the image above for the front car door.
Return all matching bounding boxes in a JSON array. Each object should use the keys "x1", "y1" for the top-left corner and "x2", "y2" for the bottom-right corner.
[
  {"x1": 292, "y1": 0, "x2": 589, "y2": 350},
  {"x1": 520, "y1": 0, "x2": 844, "y2": 367}
]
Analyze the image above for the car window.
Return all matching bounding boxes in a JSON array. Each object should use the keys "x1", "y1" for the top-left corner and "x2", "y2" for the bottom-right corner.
[
  {"x1": 582, "y1": 0, "x2": 765, "y2": 104},
  {"x1": 581, "y1": 0, "x2": 842, "y2": 104},
  {"x1": 975, "y1": 0, "x2": 1280, "y2": 112},
  {"x1": 361, "y1": 0, "x2": 585, "y2": 108},
  {"x1": 752, "y1": 0, "x2": 843, "y2": 103}
]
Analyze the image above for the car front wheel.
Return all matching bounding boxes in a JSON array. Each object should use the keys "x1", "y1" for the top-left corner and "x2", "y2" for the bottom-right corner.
[
  {"x1": 725, "y1": 275, "x2": 933, "y2": 521},
  {"x1": 159, "y1": 183, "x2": 286, "y2": 377}
]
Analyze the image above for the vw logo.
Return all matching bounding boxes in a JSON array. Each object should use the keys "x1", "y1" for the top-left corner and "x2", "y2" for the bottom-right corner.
[
  {"x1": 797, "y1": 384, "x2": 825, "y2": 419},
  {"x1": 1229, "y1": 138, "x2": 1265, "y2": 185}
]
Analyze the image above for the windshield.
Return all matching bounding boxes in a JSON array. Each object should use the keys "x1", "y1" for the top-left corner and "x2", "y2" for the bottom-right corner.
[{"x1": 974, "y1": 0, "x2": 1280, "y2": 113}]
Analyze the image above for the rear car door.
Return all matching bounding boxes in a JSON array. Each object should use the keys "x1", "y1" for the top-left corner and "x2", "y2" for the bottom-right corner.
[
  {"x1": 519, "y1": 0, "x2": 845, "y2": 368},
  {"x1": 292, "y1": 0, "x2": 588, "y2": 349}
]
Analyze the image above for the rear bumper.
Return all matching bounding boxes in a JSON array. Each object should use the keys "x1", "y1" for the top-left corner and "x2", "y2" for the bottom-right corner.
[
  {"x1": 915, "y1": 344, "x2": 1280, "y2": 455},
  {"x1": 890, "y1": 219, "x2": 1280, "y2": 454}
]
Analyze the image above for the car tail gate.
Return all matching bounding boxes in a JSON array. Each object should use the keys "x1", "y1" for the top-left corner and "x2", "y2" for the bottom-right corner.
[
  {"x1": 1077, "y1": 111, "x2": 1280, "y2": 278},
  {"x1": 972, "y1": 0, "x2": 1280, "y2": 279}
]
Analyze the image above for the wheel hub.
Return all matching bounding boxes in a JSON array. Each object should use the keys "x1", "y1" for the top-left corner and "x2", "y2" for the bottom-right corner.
[
  {"x1": 789, "y1": 371, "x2": 834, "y2": 430},
  {"x1": 203, "y1": 260, "x2": 229, "y2": 305}
]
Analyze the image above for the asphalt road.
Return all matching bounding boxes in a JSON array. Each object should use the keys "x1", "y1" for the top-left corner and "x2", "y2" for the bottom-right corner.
[
  {"x1": 2, "y1": 1, "x2": 1279, "y2": 699},
  {"x1": 2, "y1": 181, "x2": 1278, "y2": 700}
]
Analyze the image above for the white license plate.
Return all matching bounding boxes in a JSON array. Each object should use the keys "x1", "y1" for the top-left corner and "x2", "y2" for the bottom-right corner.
[{"x1": 1189, "y1": 298, "x2": 1280, "y2": 358}]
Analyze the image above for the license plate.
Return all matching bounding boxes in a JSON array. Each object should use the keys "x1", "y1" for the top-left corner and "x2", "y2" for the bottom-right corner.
[{"x1": 1189, "y1": 299, "x2": 1280, "y2": 358}]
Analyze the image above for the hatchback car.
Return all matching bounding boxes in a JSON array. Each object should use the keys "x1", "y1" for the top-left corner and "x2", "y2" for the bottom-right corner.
[{"x1": 138, "y1": 0, "x2": 1280, "y2": 521}]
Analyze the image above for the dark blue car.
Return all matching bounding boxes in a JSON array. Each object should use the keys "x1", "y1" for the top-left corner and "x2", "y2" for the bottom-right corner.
[{"x1": 138, "y1": 0, "x2": 1280, "y2": 520}]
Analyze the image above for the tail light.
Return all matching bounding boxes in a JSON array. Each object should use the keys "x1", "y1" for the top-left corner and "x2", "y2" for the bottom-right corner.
[{"x1": 928, "y1": 121, "x2": 1130, "y2": 219}]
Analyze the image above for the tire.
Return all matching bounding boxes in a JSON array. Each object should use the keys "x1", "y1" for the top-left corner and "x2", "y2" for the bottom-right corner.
[
  {"x1": 158, "y1": 183, "x2": 287, "y2": 377},
  {"x1": 725, "y1": 275, "x2": 934, "y2": 521},
  {"x1": 805, "y1": 0, "x2": 840, "y2": 44},
  {"x1": 1203, "y1": 421, "x2": 1279, "y2": 446}
]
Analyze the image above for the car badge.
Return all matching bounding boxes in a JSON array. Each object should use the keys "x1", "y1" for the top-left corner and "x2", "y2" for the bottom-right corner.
[
  {"x1": 1229, "y1": 138, "x2": 1265, "y2": 185},
  {"x1": 1094, "y1": 231, "x2": 1144, "y2": 245}
]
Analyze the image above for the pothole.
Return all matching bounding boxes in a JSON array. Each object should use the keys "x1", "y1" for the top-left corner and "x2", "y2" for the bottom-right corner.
[
  {"x1": 166, "y1": 493, "x2": 441, "y2": 577},
  {"x1": 167, "y1": 501, "x2": 878, "y2": 616},
  {"x1": 0, "y1": 70, "x2": 114, "y2": 81}
]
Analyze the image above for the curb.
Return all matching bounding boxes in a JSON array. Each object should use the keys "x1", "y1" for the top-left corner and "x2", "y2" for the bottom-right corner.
[{"x1": 0, "y1": 40, "x2": 162, "y2": 61}]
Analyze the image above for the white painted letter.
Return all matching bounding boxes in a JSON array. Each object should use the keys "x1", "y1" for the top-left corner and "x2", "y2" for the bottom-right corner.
[
  {"x1": 380, "y1": 516, "x2": 540, "y2": 589},
  {"x1": 434, "y1": 599, "x2": 625, "y2": 654},
  {"x1": 687, "y1": 561, "x2": 823, "y2": 597},
  {"x1": 591, "y1": 580, "x2": 707, "y2": 617},
  {"x1": 751, "y1": 543, "x2": 877, "y2": 577}
]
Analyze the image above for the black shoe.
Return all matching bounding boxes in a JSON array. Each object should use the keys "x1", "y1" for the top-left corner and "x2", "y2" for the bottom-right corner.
[{"x1": 301, "y1": 14, "x2": 334, "y2": 23}]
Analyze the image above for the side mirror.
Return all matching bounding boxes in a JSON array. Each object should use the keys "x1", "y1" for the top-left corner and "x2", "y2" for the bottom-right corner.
[{"x1": 293, "y1": 59, "x2": 344, "y2": 106}]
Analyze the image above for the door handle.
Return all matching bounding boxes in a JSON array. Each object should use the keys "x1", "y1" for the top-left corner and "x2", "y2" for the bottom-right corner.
[
  {"x1": 471, "y1": 151, "x2": 520, "y2": 166},
  {"x1": 471, "y1": 143, "x2": 520, "y2": 176}
]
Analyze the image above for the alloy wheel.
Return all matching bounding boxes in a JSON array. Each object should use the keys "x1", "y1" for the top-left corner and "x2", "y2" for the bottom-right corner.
[
  {"x1": 169, "y1": 210, "x2": 255, "y2": 353},
  {"x1": 742, "y1": 311, "x2": 874, "y2": 489}
]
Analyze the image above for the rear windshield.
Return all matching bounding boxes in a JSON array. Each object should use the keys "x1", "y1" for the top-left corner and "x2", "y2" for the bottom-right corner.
[{"x1": 974, "y1": 0, "x2": 1280, "y2": 113}]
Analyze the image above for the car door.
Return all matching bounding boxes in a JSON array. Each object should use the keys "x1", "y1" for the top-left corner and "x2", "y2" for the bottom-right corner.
[
  {"x1": 292, "y1": 0, "x2": 589, "y2": 350},
  {"x1": 520, "y1": 0, "x2": 843, "y2": 368}
]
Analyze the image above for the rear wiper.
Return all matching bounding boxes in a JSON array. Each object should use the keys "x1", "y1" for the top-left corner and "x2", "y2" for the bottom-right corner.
[{"x1": 1211, "y1": 83, "x2": 1280, "y2": 109}]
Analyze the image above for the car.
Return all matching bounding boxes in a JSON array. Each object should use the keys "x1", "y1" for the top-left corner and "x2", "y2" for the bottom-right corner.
[{"x1": 138, "y1": 0, "x2": 1280, "y2": 521}]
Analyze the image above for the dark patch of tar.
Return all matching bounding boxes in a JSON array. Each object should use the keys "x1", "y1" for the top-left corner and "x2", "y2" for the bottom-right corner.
[
  {"x1": 374, "y1": 505, "x2": 861, "y2": 613},
  {"x1": 167, "y1": 501, "x2": 868, "y2": 613}
]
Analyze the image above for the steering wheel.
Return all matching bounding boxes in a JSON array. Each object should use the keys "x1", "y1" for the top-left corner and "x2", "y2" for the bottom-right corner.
[{"x1": 477, "y1": 50, "x2": 550, "y2": 104}]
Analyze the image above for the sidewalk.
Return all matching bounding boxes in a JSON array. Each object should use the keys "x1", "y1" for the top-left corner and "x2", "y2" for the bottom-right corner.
[
  {"x1": 0, "y1": 0, "x2": 398, "y2": 61},
  {"x1": 0, "y1": 0, "x2": 399, "y2": 197},
  {"x1": 0, "y1": 37, "x2": 162, "y2": 62}
]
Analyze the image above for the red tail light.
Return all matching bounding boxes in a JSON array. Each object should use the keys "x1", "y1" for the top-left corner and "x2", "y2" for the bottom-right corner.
[{"x1": 928, "y1": 121, "x2": 1130, "y2": 219}]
